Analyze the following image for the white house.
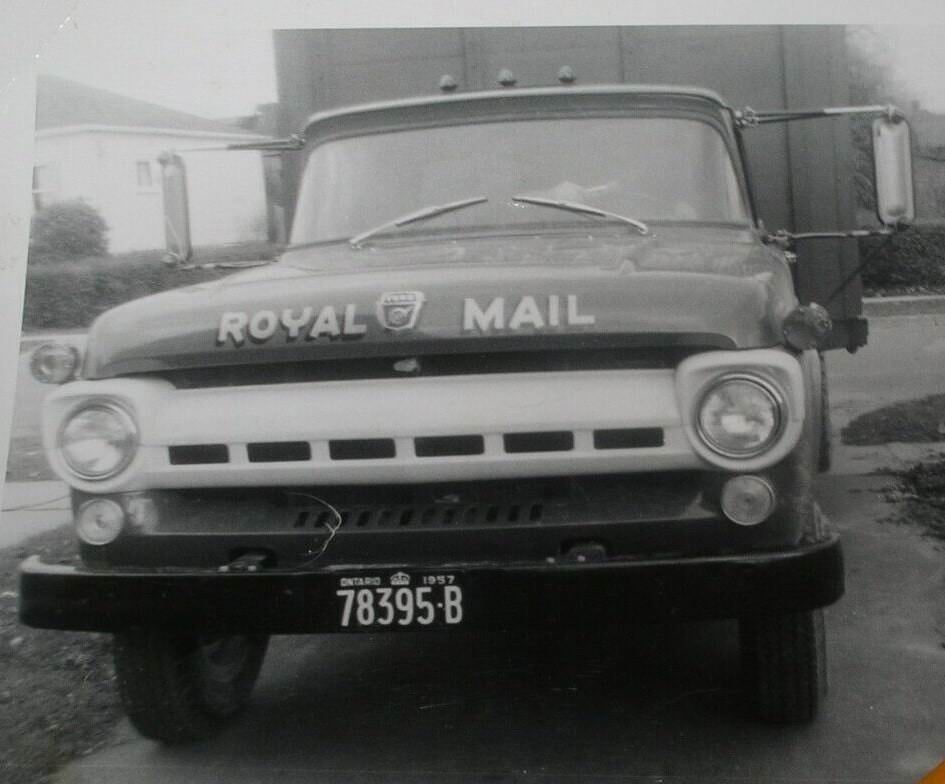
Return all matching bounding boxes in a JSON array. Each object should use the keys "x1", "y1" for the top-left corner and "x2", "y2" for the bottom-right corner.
[{"x1": 33, "y1": 75, "x2": 270, "y2": 253}]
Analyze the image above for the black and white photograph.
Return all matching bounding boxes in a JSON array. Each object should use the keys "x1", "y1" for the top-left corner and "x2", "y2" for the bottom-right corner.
[{"x1": 2, "y1": 3, "x2": 945, "y2": 782}]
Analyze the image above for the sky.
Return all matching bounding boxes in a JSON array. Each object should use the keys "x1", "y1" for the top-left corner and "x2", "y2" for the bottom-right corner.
[
  {"x1": 26, "y1": 3, "x2": 945, "y2": 121},
  {"x1": 884, "y1": 26, "x2": 945, "y2": 112},
  {"x1": 34, "y1": 2, "x2": 278, "y2": 119}
]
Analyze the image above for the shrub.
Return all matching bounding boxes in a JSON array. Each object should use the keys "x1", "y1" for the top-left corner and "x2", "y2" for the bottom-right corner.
[
  {"x1": 859, "y1": 224, "x2": 945, "y2": 293},
  {"x1": 22, "y1": 242, "x2": 275, "y2": 330},
  {"x1": 29, "y1": 200, "x2": 109, "y2": 263}
]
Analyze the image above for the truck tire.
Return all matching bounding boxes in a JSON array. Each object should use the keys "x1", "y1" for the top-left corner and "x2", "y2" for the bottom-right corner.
[
  {"x1": 113, "y1": 629, "x2": 269, "y2": 743},
  {"x1": 739, "y1": 609, "x2": 827, "y2": 723}
]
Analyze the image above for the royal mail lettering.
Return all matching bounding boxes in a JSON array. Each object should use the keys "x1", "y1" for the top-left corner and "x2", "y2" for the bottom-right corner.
[
  {"x1": 216, "y1": 305, "x2": 368, "y2": 346},
  {"x1": 463, "y1": 294, "x2": 595, "y2": 332}
]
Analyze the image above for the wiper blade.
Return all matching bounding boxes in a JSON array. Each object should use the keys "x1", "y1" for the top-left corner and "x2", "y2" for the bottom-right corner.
[
  {"x1": 349, "y1": 196, "x2": 489, "y2": 248},
  {"x1": 511, "y1": 195, "x2": 649, "y2": 236}
]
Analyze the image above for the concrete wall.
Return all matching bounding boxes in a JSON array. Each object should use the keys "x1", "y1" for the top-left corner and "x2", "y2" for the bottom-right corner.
[{"x1": 33, "y1": 129, "x2": 268, "y2": 252}]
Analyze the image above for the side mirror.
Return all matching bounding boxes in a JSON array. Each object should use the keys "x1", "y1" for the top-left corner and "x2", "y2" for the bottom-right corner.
[
  {"x1": 873, "y1": 116, "x2": 915, "y2": 227},
  {"x1": 158, "y1": 151, "x2": 193, "y2": 264}
]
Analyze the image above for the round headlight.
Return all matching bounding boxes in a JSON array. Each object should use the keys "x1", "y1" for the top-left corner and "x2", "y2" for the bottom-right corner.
[
  {"x1": 58, "y1": 403, "x2": 138, "y2": 480},
  {"x1": 696, "y1": 376, "x2": 783, "y2": 458},
  {"x1": 30, "y1": 343, "x2": 80, "y2": 384}
]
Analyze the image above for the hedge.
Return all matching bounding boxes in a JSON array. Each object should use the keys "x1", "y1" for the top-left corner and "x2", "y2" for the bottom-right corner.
[
  {"x1": 22, "y1": 243, "x2": 274, "y2": 331},
  {"x1": 29, "y1": 200, "x2": 108, "y2": 263},
  {"x1": 858, "y1": 223, "x2": 945, "y2": 293}
]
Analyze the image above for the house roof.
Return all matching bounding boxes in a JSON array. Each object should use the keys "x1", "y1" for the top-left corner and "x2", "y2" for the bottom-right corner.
[{"x1": 35, "y1": 74, "x2": 257, "y2": 137}]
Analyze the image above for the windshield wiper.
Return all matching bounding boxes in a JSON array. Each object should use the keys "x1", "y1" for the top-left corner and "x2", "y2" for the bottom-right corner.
[
  {"x1": 511, "y1": 195, "x2": 649, "y2": 236},
  {"x1": 349, "y1": 196, "x2": 489, "y2": 248}
]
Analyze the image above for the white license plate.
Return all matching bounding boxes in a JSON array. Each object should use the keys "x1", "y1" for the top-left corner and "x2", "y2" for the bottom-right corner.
[{"x1": 335, "y1": 573, "x2": 464, "y2": 628}]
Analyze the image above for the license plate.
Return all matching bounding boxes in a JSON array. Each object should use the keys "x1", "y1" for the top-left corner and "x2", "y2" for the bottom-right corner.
[{"x1": 334, "y1": 572, "x2": 464, "y2": 629}]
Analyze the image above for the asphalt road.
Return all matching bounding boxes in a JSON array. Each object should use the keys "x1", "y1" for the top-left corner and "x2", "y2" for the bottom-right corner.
[
  {"x1": 826, "y1": 312, "x2": 945, "y2": 431},
  {"x1": 3, "y1": 315, "x2": 944, "y2": 782}
]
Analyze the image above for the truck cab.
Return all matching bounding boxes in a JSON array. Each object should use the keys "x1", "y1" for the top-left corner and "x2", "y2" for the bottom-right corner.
[{"x1": 19, "y1": 84, "x2": 914, "y2": 741}]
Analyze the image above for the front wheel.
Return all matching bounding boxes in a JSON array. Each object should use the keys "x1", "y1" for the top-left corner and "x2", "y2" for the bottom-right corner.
[
  {"x1": 113, "y1": 629, "x2": 269, "y2": 743},
  {"x1": 739, "y1": 609, "x2": 827, "y2": 723}
]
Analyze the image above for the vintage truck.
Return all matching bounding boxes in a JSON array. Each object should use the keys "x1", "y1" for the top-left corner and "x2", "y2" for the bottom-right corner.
[{"x1": 20, "y1": 81, "x2": 914, "y2": 741}]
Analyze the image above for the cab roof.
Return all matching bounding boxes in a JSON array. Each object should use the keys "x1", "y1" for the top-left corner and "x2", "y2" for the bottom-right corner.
[{"x1": 301, "y1": 84, "x2": 733, "y2": 138}]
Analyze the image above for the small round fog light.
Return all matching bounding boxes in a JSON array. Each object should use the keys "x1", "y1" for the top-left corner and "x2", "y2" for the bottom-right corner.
[
  {"x1": 720, "y1": 475, "x2": 776, "y2": 526},
  {"x1": 76, "y1": 499, "x2": 125, "y2": 545}
]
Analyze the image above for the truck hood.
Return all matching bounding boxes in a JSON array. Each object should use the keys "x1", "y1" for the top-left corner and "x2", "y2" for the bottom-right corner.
[{"x1": 82, "y1": 226, "x2": 797, "y2": 379}]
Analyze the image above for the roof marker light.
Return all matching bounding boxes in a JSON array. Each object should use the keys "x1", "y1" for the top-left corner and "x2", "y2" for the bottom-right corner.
[
  {"x1": 497, "y1": 69, "x2": 517, "y2": 87},
  {"x1": 557, "y1": 66, "x2": 576, "y2": 84}
]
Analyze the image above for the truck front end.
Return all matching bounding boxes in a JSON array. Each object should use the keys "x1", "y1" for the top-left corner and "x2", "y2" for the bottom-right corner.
[{"x1": 20, "y1": 86, "x2": 846, "y2": 739}]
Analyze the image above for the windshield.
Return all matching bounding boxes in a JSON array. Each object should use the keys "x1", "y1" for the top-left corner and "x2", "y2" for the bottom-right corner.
[{"x1": 291, "y1": 116, "x2": 749, "y2": 245}]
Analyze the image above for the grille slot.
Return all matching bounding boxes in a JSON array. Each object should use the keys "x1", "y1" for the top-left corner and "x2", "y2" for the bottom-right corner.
[
  {"x1": 248, "y1": 441, "x2": 311, "y2": 463},
  {"x1": 329, "y1": 438, "x2": 396, "y2": 461},
  {"x1": 593, "y1": 428, "x2": 664, "y2": 450},
  {"x1": 415, "y1": 434, "x2": 485, "y2": 458},
  {"x1": 504, "y1": 431, "x2": 574, "y2": 454},
  {"x1": 168, "y1": 444, "x2": 229, "y2": 465},
  {"x1": 291, "y1": 501, "x2": 544, "y2": 529}
]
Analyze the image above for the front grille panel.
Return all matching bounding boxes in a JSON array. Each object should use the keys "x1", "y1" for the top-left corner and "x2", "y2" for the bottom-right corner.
[
  {"x1": 152, "y1": 472, "x2": 707, "y2": 538},
  {"x1": 167, "y1": 427, "x2": 665, "y2": 466}
]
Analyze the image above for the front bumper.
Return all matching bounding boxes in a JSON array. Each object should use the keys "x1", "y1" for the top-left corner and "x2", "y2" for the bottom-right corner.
[{"x1": 19, "y1": 535, "x2": 843, "y2": 633}]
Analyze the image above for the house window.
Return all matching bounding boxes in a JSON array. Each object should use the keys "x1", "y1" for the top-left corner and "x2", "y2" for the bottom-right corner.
[
  {"x1": 136, "y1": 160, "x2": 155, "y2": 189},
  {"x1": 32, "y1": 164, "x2": 59, "y2": 210}
]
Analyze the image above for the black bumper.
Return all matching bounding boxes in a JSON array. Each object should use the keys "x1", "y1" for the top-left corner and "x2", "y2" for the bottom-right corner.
[{"x1": 18, "y1": 535, "x2": 843, "y2": 633}]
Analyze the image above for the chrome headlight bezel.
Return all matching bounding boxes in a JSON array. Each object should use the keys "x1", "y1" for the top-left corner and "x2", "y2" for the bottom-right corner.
[
  {"x1": 694, "y1": 373, "x2": 785, "y2": 460},
  {"x1": 57, "y1": 401, "x2": 139, "y2": 481}
]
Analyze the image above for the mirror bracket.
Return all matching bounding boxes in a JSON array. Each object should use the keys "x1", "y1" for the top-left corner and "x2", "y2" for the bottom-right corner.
[{"x1": 763, "y1": 227, "x2": 895, "y2": 250}]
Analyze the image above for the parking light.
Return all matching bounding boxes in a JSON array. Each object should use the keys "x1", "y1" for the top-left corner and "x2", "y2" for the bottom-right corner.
[{"x1": 75, "y1": 498, "x2": 125, "y2": 545}]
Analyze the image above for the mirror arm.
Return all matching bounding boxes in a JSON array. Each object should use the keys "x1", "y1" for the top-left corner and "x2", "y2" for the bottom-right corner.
[
  {"x1": 736, "y1": 104, "x2": 903, "y2": 129},
  {"x1": 764, "y1": 227, "x2": 895, "y2": 250}
]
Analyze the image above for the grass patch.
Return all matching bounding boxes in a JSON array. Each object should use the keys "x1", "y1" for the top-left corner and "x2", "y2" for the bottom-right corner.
[
  {"x1": 0, "y1": 526, "x2": 121, "y2": 784},
  {"x1": 841, "y1": 394, "x2": 945, "y2": 445}
]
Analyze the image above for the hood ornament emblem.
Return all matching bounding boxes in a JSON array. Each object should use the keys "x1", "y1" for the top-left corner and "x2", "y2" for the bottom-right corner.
[{"x1": 377, "y1": 291, "x2": 425, "y2": 331}]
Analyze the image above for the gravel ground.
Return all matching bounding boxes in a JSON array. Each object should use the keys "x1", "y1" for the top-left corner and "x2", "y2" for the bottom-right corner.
[{"x1": 0, "y1": 525, "x2": 121, "y2": 784}]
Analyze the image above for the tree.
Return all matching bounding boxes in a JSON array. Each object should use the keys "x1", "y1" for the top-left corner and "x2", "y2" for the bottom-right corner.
[{"x1": 846, "y1": 26, "x2": 913, "y2": 216}]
